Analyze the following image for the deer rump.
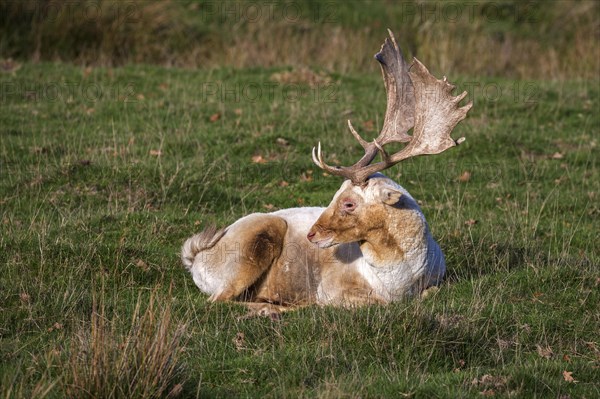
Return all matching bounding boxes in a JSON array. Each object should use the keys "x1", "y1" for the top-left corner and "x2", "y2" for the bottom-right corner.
[{"x1": 182, "y1": 30, "x2": 471, "y2": 315}]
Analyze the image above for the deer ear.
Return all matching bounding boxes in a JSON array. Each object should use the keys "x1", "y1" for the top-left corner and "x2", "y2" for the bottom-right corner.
[{"x1": 381, "y1": 187, "x2": 403, "y2": 205}]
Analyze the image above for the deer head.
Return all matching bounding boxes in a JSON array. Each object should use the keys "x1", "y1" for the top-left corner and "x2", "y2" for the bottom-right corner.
[
  {"x1": 306, "y1": 174, "x2": 407, "y2": 249},
  {"x1": 307, "y1": 30, "x2": 472, "y2": 248}
]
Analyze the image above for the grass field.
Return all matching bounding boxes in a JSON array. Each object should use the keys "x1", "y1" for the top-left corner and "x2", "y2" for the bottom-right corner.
[
  {"x1": 2, "y1": 0, "x2": 600, "y2": 391},
  {"x1": 1, "y1": 57, "x2": 598, "y2": 398}
]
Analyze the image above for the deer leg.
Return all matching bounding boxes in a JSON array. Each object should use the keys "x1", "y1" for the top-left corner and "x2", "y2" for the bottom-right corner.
[
  {"x1": 328, "y1": 269, "x2": 388, "y2": 307},
  {"x1": 341, "y1": 288, "x2": 387, "y2": 307},
  {"x1": 236, "y1": 302, "x2": 304, "y2": 320},
  {"x1": 420, "y1": 286, "x2": 439, "y2": 299},
  {"x1": 208, "y1": 215, "x2": 287, "y2": 302}
]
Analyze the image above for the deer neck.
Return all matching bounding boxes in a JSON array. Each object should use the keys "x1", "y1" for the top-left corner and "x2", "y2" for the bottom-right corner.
[{"x1": 359, "y1": 206, "x2": 425, "y2": 268}]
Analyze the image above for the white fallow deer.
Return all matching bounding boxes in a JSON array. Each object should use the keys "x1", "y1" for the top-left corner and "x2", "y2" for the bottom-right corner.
[{"x1": 182, "y1": 30, "x2": 472, "y2": 316}]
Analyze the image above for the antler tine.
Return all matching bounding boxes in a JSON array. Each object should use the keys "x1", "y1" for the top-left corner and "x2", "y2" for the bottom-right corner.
[
  {"x1": 312, "y1": 142, "x2": 332, "y2": 172},
  {"x1": 373, "y1": 140, "x2": 390, "y2": 164},
  {"x1": 311, "y1": 142, "x2": 355, "y2": 179},
  {"x1": 311, "y1": 120, "x2": 380, "y2": 182},
  {"x1": 374, "y1": 29, "x2": 415, "y2": 146},
  {"x1": 347, "y1": 120, "x2": 369, "y2": 150}
]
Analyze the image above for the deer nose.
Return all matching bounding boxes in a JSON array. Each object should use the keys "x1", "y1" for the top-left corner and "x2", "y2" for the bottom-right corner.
[{"x1": 307, "y1": 231, "x2": 316, "y2": 241}]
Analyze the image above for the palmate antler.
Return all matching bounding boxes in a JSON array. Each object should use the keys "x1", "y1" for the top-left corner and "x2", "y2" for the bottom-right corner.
[{"x1": 312, "y1": 29, "x2": 472, "y2": 185}]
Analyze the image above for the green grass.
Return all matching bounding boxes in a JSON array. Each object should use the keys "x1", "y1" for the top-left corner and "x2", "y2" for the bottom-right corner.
[{"x1": 1, "y1": 61, "x2": 598, "y2": 398}]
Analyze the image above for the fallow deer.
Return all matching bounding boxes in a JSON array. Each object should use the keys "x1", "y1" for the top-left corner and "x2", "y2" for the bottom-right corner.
[{"x1": 182, "y1": 30, "x2": 472, "y2": 316}]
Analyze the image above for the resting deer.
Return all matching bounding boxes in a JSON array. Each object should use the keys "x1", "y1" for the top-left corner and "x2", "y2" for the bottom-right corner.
[{"x1": 182, "y1": 30, "x2": 472, "y2": 315}]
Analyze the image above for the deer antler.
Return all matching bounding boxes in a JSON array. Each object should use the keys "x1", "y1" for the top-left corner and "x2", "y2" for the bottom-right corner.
[{"x1": 312, "y1": 29, "x2": 472, "y2": 185}]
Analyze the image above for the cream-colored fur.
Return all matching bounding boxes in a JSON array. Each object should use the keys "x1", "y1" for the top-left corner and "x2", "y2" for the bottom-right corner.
[{"x1": 182, "y1": 174, "x2": 445, "y2": 311}]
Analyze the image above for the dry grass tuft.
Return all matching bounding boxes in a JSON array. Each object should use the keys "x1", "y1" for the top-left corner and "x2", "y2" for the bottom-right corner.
[{"x1": 64, "y1": 290, "x2": 186, "y2": 399}]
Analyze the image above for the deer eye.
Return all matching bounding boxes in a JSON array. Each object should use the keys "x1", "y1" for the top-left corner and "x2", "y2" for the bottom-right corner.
[{"x1": 342, "y1": 200, "x2": 356, "y2": 212}]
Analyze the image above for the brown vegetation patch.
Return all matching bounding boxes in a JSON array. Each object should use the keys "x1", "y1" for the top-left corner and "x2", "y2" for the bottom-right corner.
[{"x1": 1, "y1": 1, "x2": 598, "y2": 80}]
